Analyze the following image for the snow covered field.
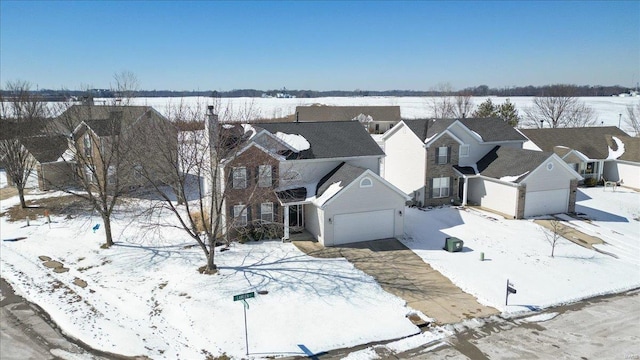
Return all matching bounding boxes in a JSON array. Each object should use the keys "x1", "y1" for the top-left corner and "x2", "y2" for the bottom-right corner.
[
  {"x1": 121, "y1": 96, "x2": 640, "y2": 135},
  {"x1": 402, "y1": 187, "x2": 640, "y2": 313}
]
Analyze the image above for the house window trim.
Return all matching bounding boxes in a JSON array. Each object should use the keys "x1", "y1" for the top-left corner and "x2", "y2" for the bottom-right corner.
[
  {"x1": 233, "y1": 205, "x2": 248, "y2": 227},
  {"x1": 437, "y1": 146, "x2": 450, "y2": 165},
  {"x1": 233, "y1": 166, "x2": 247, "y2": 189},
  {"x1": 432, "y1": 177, "x2": 450, "y2": 198},
  {"x1": 260, "y1": 202, "x2": 274, "y2": 222},
  {"x1": 459, "y1": 145, "x2": 470, "y2": 158},
  {"x1": 258, "y1": 164, "x2": 272, "y2": 188},
  {"x1": 359, "y1": 177, "x2": 373, "y2": 188}
]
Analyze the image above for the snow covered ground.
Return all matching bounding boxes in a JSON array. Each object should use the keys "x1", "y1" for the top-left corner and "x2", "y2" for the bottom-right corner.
[
  {"x1": 119, "y1": 96, "x2": 639, "y2": 135},
  {"x1": 0, "y1": 193, "x2": 418, "y2": 359},
  {"x1": 401, "y1": 187, "x2": 640, "y2": 313},
  {"x1": 1, "y1": 183, "x2": 638, "y2": 359}
]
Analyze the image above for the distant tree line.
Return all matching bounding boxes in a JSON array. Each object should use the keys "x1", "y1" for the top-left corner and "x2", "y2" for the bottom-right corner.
[{"x1": 0, "y1": 84, "x2": 635, "y2": 100}]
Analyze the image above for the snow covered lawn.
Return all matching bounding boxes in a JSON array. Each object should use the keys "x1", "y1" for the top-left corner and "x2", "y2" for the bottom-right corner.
[
  {"x1": 402, "y1": 187, "x2": 640, "y2": 313},
  {"x1": 0, "y1": 194, "x2": 418, "y2": 359}
]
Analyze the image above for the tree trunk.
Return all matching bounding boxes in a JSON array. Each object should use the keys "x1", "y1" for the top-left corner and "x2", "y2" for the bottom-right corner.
[
  {"x1": 18, "y1": 187, "x2": 26, "y2": 208},
  {"x1": 102, "y1": 215, "x2": 114, "y2": 248},
  {"x1": 206, "y1": 233, "x2": 217, "y2": 271}
]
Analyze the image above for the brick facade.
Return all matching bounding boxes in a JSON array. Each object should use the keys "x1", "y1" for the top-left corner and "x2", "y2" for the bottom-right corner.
[
  {"x1": 424, "y1": 134, "x2": 460, "y2": 206},
  {"x1": 225, "y1": 145, "x2": 283, "y2": 240}
]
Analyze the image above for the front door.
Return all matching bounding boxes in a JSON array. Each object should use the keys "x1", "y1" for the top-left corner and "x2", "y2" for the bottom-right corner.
[{"x1": 289, "y1": 204, "x2": 304, "y2": 232}]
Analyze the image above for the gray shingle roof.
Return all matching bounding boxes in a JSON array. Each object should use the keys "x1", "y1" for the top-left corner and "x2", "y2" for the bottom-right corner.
[
  {"x1": 403, "y1": 118, "x2": 526, "y2": 143},
  {"x1": 316, "y1": 162, "x2": 367, "y2": 198},
  {"x1": 476, "y1": 146, "x2": 553, "y2": 183},
  {"x1": 520, "y1": 127, "x2": 630, "y2": 160},
  {"x1": 294, "y1": 105, "x2": 401, "y2": 122},
  {"x1": 255, "y1": 121, "x2": 384, "y2": 159},
  {"x1": 56, "y1": 105, "x2": 154, "y2": 135},
  {"x1": 605, "y1": 135, "x2": 640, "y2": 162},
  {"x1": 21, "y1": 135, "x2": 69, "y2": 163}
]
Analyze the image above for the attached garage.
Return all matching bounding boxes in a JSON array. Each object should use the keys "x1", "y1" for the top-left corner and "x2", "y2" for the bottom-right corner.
[
  {"x1": 333, "y1": 209, "x2": 394, "y2": 245},
  {"x1": 524, "y1": 189, "x2": 569, "y2": 217}
]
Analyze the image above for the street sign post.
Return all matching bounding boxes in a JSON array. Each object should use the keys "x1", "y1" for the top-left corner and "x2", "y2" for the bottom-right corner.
[{"x1": 233, "y1": 292, "x2": 255, "y2": 355}]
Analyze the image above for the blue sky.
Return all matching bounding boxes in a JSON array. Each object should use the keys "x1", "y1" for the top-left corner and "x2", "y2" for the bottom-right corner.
[{"x1": 1, "y1": 1, "x2": 638, "y2": 91}]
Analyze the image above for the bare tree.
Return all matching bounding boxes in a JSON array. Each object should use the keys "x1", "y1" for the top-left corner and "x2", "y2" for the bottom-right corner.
[
  {"x1": 136, "y1": 99, "x2": 281, "y2": 273},
  {"x1": 53, "y1": 103, "x2": 143, "y2": 248},
  {"x1": 428, "y1": 83, "x2": 455, "y2": 118},
  {"x1": 541, "y1": 219, "x2": 569, "y2": 258},
  {"x1": 110, "y1": 70, "x2": 139, "y2": 105},
  {"x1": 452, "y1": 93, "x2": 474, "y2": 119},
  {"x1": 0, "y1": 80, "x2": 49, "y2": 207},
  {"x1": 625, "y1": 102, "x2": 640, "y2": 136},
  {"x1": 523, "y1": 87, "x2": 597, "y2": 128}
]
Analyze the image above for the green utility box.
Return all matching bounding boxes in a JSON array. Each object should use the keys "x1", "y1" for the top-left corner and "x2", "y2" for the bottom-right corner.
[{"x1": 444, "y1": 237, "x2": 464, "y2": 252}]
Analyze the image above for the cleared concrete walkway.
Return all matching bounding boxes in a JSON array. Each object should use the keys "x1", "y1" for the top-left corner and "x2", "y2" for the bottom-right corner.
[{"x1": 293, "y1": 238, "x2": 498, "y2": 325}]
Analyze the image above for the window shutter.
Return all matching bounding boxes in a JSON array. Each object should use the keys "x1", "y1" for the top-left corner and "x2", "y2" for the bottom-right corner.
[
  {"x1": 274, "y1": 203, "x2": 279, "y2": 222},
  {"x1": 429, "y1": 178, "x2": 434, "y2": 199},
  {"x1": 434, "y1": 147, "x2": 439, "y2": 163},
  {"x1": 230, "y1": 205, "x2": 235, "y2": 220},
  {"x1": 246, "y1": 205, "x2": 252, "y2": 223},
  {"x1": 272, "y1": 165, "x2": 277, "y2": 186},
  {"x1": 228, "y1": 168, "x2": 233, "y2": 187},
  {"x1": 255, "y1": 166, "x2": 260, "y2": 185},
  {"x1": 257, "y1": 202, "x2": 262, "y2": 221},
  {"x1": 448, "y1": 177, "x2": 453, "y2": 196},
  {"x1": 245, "y1": 167, "x2": 251, "y2": 188},
  {"x1": 447, "y1": 147, "x2": 452, "y2": 164}
]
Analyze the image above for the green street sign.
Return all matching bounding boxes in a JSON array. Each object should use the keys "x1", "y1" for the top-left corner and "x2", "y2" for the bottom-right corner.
[{"x1": 233, "y1": 292, "x2": 255, "y2": 301}]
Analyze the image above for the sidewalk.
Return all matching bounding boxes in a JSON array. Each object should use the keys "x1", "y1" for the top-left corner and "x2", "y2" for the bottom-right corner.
[{"x1": 294, "y1": 238, "x2": 499, "y2": 325}]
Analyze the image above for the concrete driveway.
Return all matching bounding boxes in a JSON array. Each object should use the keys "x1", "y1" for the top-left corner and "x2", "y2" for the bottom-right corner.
[{"x1": 293, "y1": 238, "x2": 498, "y2": 325}]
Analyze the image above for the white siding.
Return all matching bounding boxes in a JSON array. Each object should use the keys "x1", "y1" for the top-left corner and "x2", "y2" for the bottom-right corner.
[
  {"x1": 382, "y1": 124, "x2": 425, "y2": 195},
  {"x1": 521, "y1": 157, "x2": 571, "y2": 192},
  {"x1": 279, "y1": 157, "x2": 380, "y2": 189},
  {"x1": 304, "y1": 204, "x2": 323, "y2": 244},
  {"x1": 604, "y1": 161, "x2": 640, "y2": 190},
  {"x1": 468, "y1": 178, "x2": 519, "y2": 218},
  {"x1": 321, "y1": 175, "x2": 405, "y2": 246}
]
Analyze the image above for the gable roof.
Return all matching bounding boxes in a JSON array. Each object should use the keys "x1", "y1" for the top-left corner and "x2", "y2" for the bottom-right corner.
[
  {"x1": 294, "y1": 105, "x2": 401, "y2": 122},
  {"x1": 56, "y1": 105, "x2": 159, "y2": 136},
  {"x1": 520, "y1": 127, "x2": 630, "y2": 160},
  {"x1": 21, "y1": 135, "x2": 69, "y2": 163},
  {"x1": 476, "y1": 146, "x2": 554, "y2": 183},
  {"x1": 253, "y1": 121, "x2": 384, "y2": 159},
  {"x1": 402, "y1": 118, "x2": 527, "y2": 143},
  {"x1": 316, "y1": 162, "x2": 367, "y2": 198}
]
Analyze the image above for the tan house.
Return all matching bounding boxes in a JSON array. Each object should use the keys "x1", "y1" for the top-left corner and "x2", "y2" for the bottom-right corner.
[
  {"x1": 58, "y1": 105, "x2": 177, "y2": 191},
  {"x1": 293, "y1": 105, "x2": 401, "y2": 134}
]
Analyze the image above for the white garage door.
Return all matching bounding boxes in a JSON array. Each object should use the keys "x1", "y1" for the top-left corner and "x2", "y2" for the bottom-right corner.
[
  {"x1": 524, "y1": 189, "x2": 569, "y2": 217},
  {"x1": 333, "y1": 209, "x2": 394, "y2": 245}
]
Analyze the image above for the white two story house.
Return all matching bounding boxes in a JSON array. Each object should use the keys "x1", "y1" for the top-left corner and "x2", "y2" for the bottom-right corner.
[{"x1": 382, "y1": 118, "x2": 582, "y2": 218}]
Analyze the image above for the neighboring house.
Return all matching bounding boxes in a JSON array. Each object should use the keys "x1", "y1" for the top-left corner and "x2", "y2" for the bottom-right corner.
[
  {"x1": 382, "y1": 118, "x2": 582, "y2": 218},
  {"x1": 292, "y1": 105, "x2": 402, "y2": 134},
  {"x1": 216, "y1": 119, "x2": 409, "y2": 246},
  {"x1": 57, "y1": 105, "x2": 177, "y2": 190},
  {"x1": 520, "y1": 127, "x2": 639, "y2": 189},
  {"x1": 20, "y1": 135, "x2": 75, "y2": 191}
]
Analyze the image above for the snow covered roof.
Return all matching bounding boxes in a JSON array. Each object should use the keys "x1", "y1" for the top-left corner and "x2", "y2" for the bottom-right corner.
[
  {"x1": 294, "y1": 105, "x2": 401, "y2": 122},
  {"x1": 605, "y1": 135, "x2": 640, "y2": 162},
  {"x1": 520, "y1": 127, "x2": 630, "y2": 160},
  {"x1": 475, "y1": 146, "x2": 554, "y2": 183},
  {"x1": 21, "y1": 135, "x2": 70, "y2": 163},
  {"x1": 254, "y1": 121, "x2": 384, "y2": 159}
]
